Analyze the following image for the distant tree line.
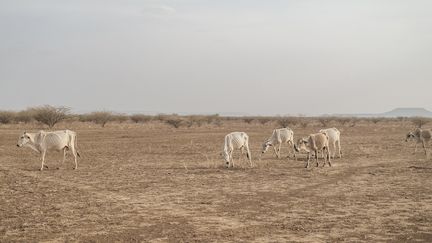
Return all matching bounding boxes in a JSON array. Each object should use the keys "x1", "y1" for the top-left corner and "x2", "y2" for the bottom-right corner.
[{"x1": 0, "y1": 105, "x2": 430, "y2": 129}]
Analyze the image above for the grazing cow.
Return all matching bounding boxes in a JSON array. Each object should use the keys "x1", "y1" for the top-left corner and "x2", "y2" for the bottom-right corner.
[
  {"x1": 319, "y1": 127, "x2": 342, "y2": 159},
  {"x1": 222, "y1": 132, "x2": 252, "y2": 168},
  {"x1": 261, "y1": 128, "x2": 296, "y2": 160},
  {"x1": 17, "y1": 130, "x2": 80, "y2": 171},
  {"x1": 294, "y1": 132, "x2": 331, "y2": 168},
  {"x1": 406, "y1": 128, "x2": 432, "y2": 155}
]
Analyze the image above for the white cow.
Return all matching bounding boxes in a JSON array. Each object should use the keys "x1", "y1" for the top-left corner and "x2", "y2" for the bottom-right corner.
[
  {"x1": 261, "y1": 128, "x2": 296, "y2": 160},
  {"x1": 406, "y1": 128, "x2": 432, "y2": 155},
  {"x1": 319, "y1": 127, "x2": 342, "y2": 159},
  {"x1": 222, "y1": 132, "x2": 252, "y2": 168},
  {"x1": 17, "y1": 130, "x2": 80, "y2": 171},
  {"x1": 294, "y1": 132, "x2": 331, "y2": 168}
]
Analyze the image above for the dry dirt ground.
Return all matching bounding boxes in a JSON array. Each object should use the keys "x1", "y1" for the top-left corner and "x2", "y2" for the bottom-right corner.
[{"x1": 1, "y1": 122, "x2": 432, "y2": 242}]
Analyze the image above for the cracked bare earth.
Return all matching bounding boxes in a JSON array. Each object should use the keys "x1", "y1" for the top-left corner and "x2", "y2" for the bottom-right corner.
[{"x1": 1, "y1": 121, "x2": 432, "y2": 242}]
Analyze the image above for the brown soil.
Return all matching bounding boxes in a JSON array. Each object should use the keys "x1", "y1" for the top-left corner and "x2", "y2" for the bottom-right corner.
[{"x1": 1, "y1": 123, "x2": 432, "y2": 242}]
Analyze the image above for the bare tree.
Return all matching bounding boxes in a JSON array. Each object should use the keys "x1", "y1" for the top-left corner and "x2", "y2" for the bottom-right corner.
[{"x1": 30, "y1": 105, "x2": 70, "y2": 128}]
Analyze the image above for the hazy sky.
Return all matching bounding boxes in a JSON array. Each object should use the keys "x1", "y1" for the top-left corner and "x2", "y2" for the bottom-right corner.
[{"x1": 1, "y1": 0, "x2": 431, "y2": 115}]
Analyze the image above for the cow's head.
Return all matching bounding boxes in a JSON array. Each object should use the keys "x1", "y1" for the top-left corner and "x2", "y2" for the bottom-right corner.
[
  {"x1": 294, "y1": 137, "x2": 309, "y2": 152},
  {"x1": 406, "y1": 132, "x2": 415, "y2": 142},
  {"x1": 222, "y1": 150, "x2": 230, "y2": 167},
  {"x1": 17, "y1": 131, "x2": 31, "y2": 147},
  {"x1": 261, "y1": 141, "x2": 272, "y2": 154}
]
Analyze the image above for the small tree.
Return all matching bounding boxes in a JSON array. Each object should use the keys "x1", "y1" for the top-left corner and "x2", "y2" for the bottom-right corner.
[
  {"x1": 31, "y1": 105, "x2": 70, "y2": 128},
  {"x1": 411, "y1": 117, "x2": 430, "y2": 128}
]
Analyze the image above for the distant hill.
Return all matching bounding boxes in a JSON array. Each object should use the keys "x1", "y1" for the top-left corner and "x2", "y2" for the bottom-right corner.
[
  {"x1": 379, "y1": 108, "x2": 432, "y2": 117},
  {"x1": 331, "y1": 108, "x2": 432, "y2": 118}
]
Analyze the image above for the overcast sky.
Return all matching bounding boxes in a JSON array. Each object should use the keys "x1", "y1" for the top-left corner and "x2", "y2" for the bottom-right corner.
[{"x1": 1, "y1": 0, "x2": 431, "y2": 115}]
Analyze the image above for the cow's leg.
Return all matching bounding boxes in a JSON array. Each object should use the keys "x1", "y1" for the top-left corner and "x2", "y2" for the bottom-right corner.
[
  {"x1": 276, "y1": 143, "x2": 281, "y2": 159},
  {"x1": 230, "y1": 150, "x2": 234, "y2": 168},
  {"x1": 291, "y1": 142, "x2": 297, "y2": 161},
  {"x1": 70, "y1": 145, "x2": 78, "y2": 170},
  {"x1": 422, "y1": 140, "x2": 427, "y2": 155},
  {"x1": 245, "y1": 145, "x2": 253, "y2": 167},
  {"x1": 286, "y1": 142, "x2": 291, "y2": 159},
  {"x1": 332, "y1": 141, "x2": 337, "y2": 159},
  {"x1": 306, "y1": 153, "x2": 311, "y2": 168},
  {"x1": 40, "y1": 150, "x2": 46, "y2": 171},
  {"x1": 322, "y1": 148, "x2": 326, "y2": 167},
  {"x1": 273, "y1": 147, "x2": 278, "y2": 158},
  {"x1": 315, "y1": 150, "x2": 319, "y2": 167},
  {"x1": 62, "y1": 147, "x2": 67, "y2": 164},
  {"x1": 414, "y1": 143, "x2": 418, "y2": 154},
  {"x1": 327, "y1": 148, "x2": 332, "y2": 167},
  {"x1": 337, "y1": 139, "x2": 342, "y2": 158}
]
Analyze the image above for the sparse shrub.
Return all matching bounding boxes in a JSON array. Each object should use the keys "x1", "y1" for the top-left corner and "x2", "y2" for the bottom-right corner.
[
  {"x1": 317, "y1": 117, "x2": 332, "y2": 127},
  {"x1": 257, "y1": 117, "x2": 272, "y2": 125},
  {"x1": 277, "y1": 117, "x2": 298, "y2": 128},
  {"x1": 165, "y1": 117, "x2": 183, "y2": 128},
  {"x1": 411, "y1": 117, "x2": 430, "y2": 128},
  {"x1": 193, "y1": 116, "x2": 207, "y2": 127},
  {"x1": 349, "y1": 118, "x2": 360, "y2": 127},
  {"x1": 185, "y1": 119, "x2": 195, "y2": 128},
  {"x1": 369, "y1": 117, "x2": 382, "y2": 124},
  {"x1": 212, "y1": 118, "x2": 223, "y2": 127},
  {"x1": 205, "y1": 114, "x2": 220, "y2": 124},
  {"x1": 15, "y1": 110, "x2": 34, "y2": 123},
  {"x1": 0, "y1": 111, "x2": 16, "y2": 124},
  {"x1": 112, "y1": 114, "x2": 129, "y2": 123},
  {"x1": 155, "y1": 114, "x2": 170, "y2": 123},
  {"x1": 130, "y1": 114, "x2": 153, "y2": 124},
  {"x1": 85, "y1": 111, "x2": 114, "y2": 127},
  {"x1": 397, "y1": 116, "x2": 407, "y2": 123},
  {"x1": 336, "y1": 117, "x2": 351, "y2": 126},
  {"x1": 243, "y1": 117, "x2": 255, "y2": 124},
  {"x1": 183, "y1": 115, "x2": 206, "y2": 127},
  {"x1": 298, "y1": 117, "x2": 309, "y2": 128},
  {"x1": 30, "y1": 105, "x2": 70, "y2": 128}
]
